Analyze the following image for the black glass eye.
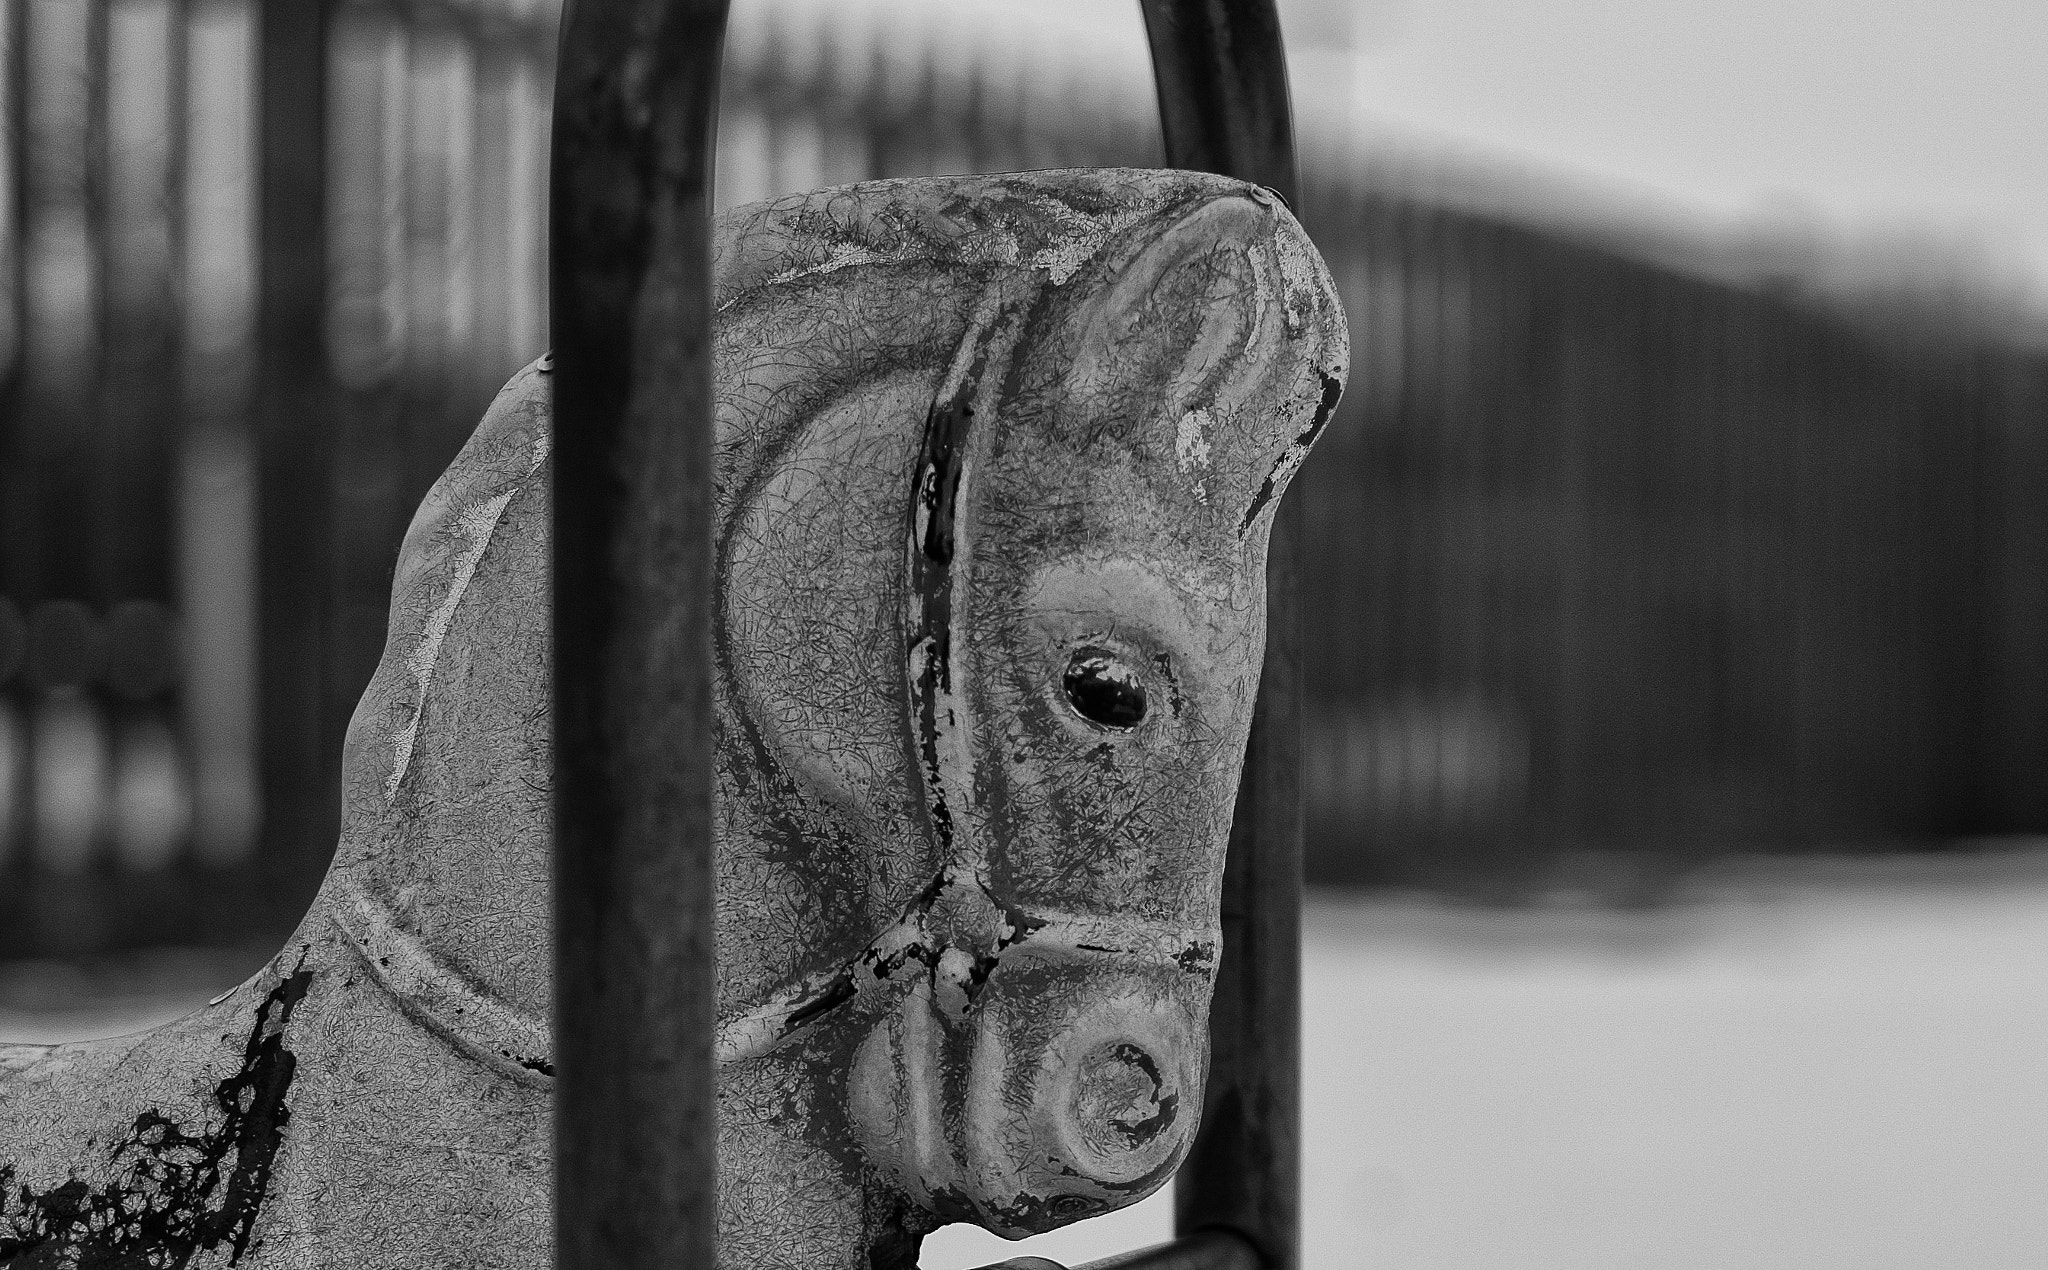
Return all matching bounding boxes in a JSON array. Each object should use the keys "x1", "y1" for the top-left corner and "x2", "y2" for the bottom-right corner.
[{"x1": 1063, "y1": 648, "x2": 1148, "y2": 729}]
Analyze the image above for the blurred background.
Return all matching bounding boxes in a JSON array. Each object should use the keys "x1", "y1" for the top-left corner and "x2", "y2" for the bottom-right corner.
[{"x1": 2, "y1": 0, "x2": 2045, "y2": 1266}]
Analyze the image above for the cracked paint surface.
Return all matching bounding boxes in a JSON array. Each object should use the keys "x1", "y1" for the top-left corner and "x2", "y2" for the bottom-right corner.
[
  {"x1": 0, "y1": 965, "x2": 310, "y2": 1268},
  {"x1": 0, "y1": 169, "x2": 1345, "y2": 1269}
]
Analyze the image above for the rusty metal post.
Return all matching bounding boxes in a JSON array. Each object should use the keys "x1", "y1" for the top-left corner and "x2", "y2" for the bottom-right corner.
[
  {"x1": 549, "y1": 1, "x2": 730, "y2": 1267},
  {"x1": 979, "y1": 1229, "x2": 1261, "y2": 1270},
  {"x1": 1136, "y1": 4, "x2": 1303, "y2": 1270}
]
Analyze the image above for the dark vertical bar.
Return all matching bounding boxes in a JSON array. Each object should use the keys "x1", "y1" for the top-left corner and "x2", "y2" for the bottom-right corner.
[
  {"x1": 81, "y1": 0, "x2": 114, "y2": 609},
  {"x1": 101, "y1": 0, "x2": 185, "y2": 886},
  {"x1": 1134, "y1": 4, "x2": 1299, "y2": 1268},
  {"x1": 1988, "y1": 355, "x2": 2048, "y2": 831},
  {"x1": 256, "y1": 0, "x2": 335, "y2": 893},
  {"x1": 1385, "y1": 199, "x2": 1420, "y2": 874},
  {"x1": 1138, "y1": 0, "x2": 1295, "y2": 198},
  {"x1": 549, "y1": 1, "x2": 728, "y2": 1267},
  {"x1": 0, "y1": 0, "x2": 29, "y2": 879}
]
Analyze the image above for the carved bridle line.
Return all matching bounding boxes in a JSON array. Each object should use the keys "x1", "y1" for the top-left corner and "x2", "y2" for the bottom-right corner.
[
  {"x1": 902, "y1": 282, "x2": 1020, "y2": 890},
  {"x1": 329, "y1": 878, "x2": 557, "y2": 1089},
  {"x1": 328, "y1": 871, "x2": 1213, "y2": 1083},
  {"x1": 712, "y1": 868, "x2": 1218, "y2": 1066},
  {"x1": 718, "y1": 281, "x2": 1230, "y2": 1069}
]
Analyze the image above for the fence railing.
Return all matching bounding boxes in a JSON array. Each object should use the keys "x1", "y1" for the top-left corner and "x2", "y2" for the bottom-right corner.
[
  {"x1": 3, "y1": 0, "x2": 2044, "y2": 958},
  {"x1": 1295, "y1": 191, "x2": 2048, "y2": 889}
]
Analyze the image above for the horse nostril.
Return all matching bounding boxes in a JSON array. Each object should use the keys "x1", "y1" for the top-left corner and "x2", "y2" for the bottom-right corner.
[
  {"x1": 1072, "y1": 1040, "x2": 1178, "y2": 1158},
  {"x1": 961, "y1": 985, "x2": 1202, "y2": 1213}
]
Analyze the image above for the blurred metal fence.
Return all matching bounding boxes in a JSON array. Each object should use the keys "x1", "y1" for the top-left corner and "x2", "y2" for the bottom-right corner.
[
  {"x1": 1298, "y1": 191, "x2": 2048, "y2": 889},
  {"x1": 1, "y1": 0, "x2": 266, "y2": 955},
  {"x1": 2, "y1": 0, "x2": 2044, "y2": 956}
]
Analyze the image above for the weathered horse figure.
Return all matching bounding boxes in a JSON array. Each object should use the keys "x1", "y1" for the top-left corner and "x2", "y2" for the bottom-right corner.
[{"x1": 0, "y1": 170, "x2": 1345, "y2": 1269}]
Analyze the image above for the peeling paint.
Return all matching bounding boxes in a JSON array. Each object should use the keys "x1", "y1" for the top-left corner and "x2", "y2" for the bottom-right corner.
[
  {"x1": 384, "y1": 435, "x2": 549, "y2": 800},
  {"x1": 1020, "y1": 192, "x2": 1172, "y2": 285},
  {"x1": 1243, "y1": 246, "x2": 1272, "y2": 352},
  {"x1": 0, "y1": 964, "x2": 311, "y2": 1268},
  {"x1": 386, "y1": 493, "x2": 513, "y2": 800},
  {"x1": 1238, "y1": 369, "x2": 1346, "y2": 535},
  {"x1": 1270, "y1": 223, "x2": 1325, "y2": 334},
  {"x1": 1175, "y1": 408, "x2": 1215, "y2": 505},
  {"x1": 757, "y1": 240, "x2": 888, "y2": 293},
  {"x1": 723, "y1": 178, "x2": 1178, "y2": 309}
]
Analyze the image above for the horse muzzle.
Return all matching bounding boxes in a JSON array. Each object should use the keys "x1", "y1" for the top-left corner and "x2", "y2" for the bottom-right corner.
[{"x1": 849, "y1": 919, "x2": 1213, "y2": 1236}]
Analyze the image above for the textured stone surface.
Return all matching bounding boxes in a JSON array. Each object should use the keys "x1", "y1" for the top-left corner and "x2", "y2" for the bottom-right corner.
[{"x1": 0, "y1": 169, "x2": 1346, "y2": 1269}]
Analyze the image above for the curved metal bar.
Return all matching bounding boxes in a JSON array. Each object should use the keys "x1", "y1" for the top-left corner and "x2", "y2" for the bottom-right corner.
[
  {"x1": 549, "y1": 1, "x2": 731, "y2": 1267},
  {"x1": 970, "y1": 1228, "x2": 1262, "y2": 1270},
  {"x1": 1080, "y1": 1230, "x2": 1264, "y2": 1270},
  {"x1": 1134, "y1": 4, "x2": 1304, "y2": 1269},
  {"x1": 1138, "y1": 0, "x2": 1299, "y2": 202}
]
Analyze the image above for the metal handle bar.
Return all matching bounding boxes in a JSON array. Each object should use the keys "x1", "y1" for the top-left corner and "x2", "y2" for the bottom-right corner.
[{"x1": 972, "y1": 1226, "x2": 1263, "y2": 1270}]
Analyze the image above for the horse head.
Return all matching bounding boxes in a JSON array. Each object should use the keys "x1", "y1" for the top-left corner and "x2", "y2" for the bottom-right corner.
[
  {"x1": 699, "y1": 170, "x2": 1348, "y2": 1252},
  {"x1": 0, "y1": 169, "x2": 1345, "y2": 1270}
]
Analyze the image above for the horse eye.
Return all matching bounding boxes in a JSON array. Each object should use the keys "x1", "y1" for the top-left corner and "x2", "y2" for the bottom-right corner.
[{"x1": 1063, "y1": 649, "x2": 1148, "y2": 729}]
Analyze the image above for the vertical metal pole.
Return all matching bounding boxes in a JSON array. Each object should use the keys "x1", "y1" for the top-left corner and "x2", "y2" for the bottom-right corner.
[
  {"x1": 1134, "y1": 5, "x2": 1302, "y2": 1269},
  {"x1": 257, "y1": 0, "x2": 336, "y2": 891},
  {"x1": 549, "y1": 1, "x2": 728, "y2": 1267}
]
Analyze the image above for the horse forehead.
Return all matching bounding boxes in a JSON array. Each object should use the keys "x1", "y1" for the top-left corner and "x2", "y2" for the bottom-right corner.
[{"x1": 710, "y1": 168, "x2": 1245, "y2": 298}]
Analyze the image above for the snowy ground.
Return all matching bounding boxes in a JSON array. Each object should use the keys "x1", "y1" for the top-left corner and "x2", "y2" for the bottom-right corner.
[
  {"x1": 929, "y1": 852, "x2": 2048, "y2": 1270},
  {"x1": 8, "y1": 853, "x2": 2047, "y2": 1270}
]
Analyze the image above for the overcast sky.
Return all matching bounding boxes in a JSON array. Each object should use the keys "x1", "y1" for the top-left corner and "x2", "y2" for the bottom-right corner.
[{"x1": 1282, "y1": 0, "x2": 2047, "y2": 296}]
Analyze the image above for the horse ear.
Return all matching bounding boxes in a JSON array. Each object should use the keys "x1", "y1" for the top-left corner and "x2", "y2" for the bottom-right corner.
[
  {"x1": 1057, "y1": 192, "x2": 1347, "y2": 536},
  {"x1": 1065, "y1": 195, "x2": 1274, "y2": 429}
]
